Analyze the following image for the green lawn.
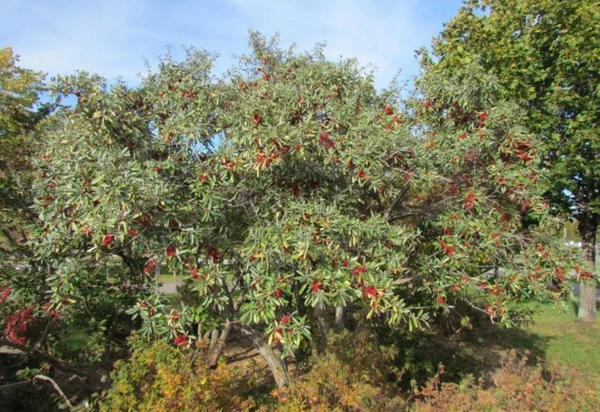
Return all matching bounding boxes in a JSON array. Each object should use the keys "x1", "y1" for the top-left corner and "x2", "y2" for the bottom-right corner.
[
  {"x1": 502, "y1": 301, "x2": 600, "y2": 387},
  {"x1": 157, "y1": 273, "x2": 179, "y2": 284}
]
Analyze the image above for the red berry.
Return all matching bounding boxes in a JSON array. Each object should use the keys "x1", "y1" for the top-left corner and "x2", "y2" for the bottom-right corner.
[
  {"x1": 352, "y1": 265, "x2": 367, "y2": 276},
  {"x1": 319, "y1": 132, "x2": 335, "y2": 148},
  {"x1": 464, "y1": 192, "x2": 477, "y2": 211},
  {"x1": 363, "y1": 286, "x2": 378, "y2": 298},
  {"x1": 0, "y1": 287, "x2": 11, "y2": 303},
  {"x1": 207, "y1": 246, "x2": 221, "y2": 263},
  {"x1": 516, "y1": 150, "x2": 532, "y2": 162},
  {"x1": 439, "y1": 239, "x2": 455, "y2": 256},
  {"x1": 166, "y1": 245, "x2": 177, "y2": 258},
  {"x1": 144, "y1": 259, "x2": 156, "y2": 274},
  {"x1": 101, "y1": 234, "x2": 115, "y2": 246},
  {"x1": 173, "y1": 334, "x2": 188, "y2": 348},
  {"x1": 256, "y1": 151, "x2": 269, "y2": 167}
]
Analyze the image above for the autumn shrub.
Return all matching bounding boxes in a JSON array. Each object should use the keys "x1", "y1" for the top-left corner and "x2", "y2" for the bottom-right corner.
[
  {"x1": 414, "y1": 350, "x2": 599, "y2": 412},
  {"x1": 272, "y1": 331, "x2": 407, "y2": 411},
  {"x1": 99, "y1": 337, "x2": 255, "y2": 412}
]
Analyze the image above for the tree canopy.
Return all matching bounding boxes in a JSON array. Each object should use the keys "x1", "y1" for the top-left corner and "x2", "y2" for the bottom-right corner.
[
  {"x1": 0, "y1": 34, "x2": 575, "y2": 391},
  {"x1": 418, "y1": 0, "x2": 600, "y2": 320}
]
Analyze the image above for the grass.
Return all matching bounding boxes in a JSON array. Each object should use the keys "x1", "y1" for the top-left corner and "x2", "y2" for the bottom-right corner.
[
  {"x1": 501, "y1": 300, "x2": 600, "y2": 388},
  {"x1": 157, "y1": 273, "x2": 179, "y2": 284}
]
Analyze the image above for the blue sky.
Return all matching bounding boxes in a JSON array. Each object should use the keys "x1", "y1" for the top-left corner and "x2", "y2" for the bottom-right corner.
[{"x1": 1, "y1": 0, "x2": 464, "y2": 89}]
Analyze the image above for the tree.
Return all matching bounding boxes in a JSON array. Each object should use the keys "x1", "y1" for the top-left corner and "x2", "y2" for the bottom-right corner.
[
  {"x1": 419, "y1": 0, "x2": 600, "y2": 320},
  {"x1": 4, "y1": 34, "x2": 571, "y2": 397},
  {"x1": 0, "y1": 47, "x2": 47, "y2": 173},
  {"x1": 0, "y1": 47, "x2": 50, "y2": 264}
]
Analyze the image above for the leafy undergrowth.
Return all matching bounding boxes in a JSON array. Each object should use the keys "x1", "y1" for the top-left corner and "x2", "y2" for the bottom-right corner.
[
  {"x1": 409, "y1": 301, "x2": 600, "y2": 411},
  {"x1": 96, "y1": 304, "x2": 600, "y2": 411},
  {"x1": 414, "y1": 350, "x2": 598, "y2": 412},
  {"x1": 99, "y1": 338, "x2": 258, "y2": 412}
]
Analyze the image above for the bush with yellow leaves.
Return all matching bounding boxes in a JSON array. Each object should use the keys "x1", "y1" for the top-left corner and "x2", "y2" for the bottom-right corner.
[
  {"x1": 272, "y1": 331, "x2": 407, "y2": 411},
  {"x1": 99, "y1": 338, "x2": 255, "y2": 412}
]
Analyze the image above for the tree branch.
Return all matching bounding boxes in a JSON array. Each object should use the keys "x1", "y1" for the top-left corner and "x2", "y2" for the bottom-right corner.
[
  {"x1": 384, "y1": 184, "x2": 411, "y2": 221},
  {"x1": 391, "y1": 276, "x2": 414, "y2": 286},
  {"x1": 34, "y1": 374, "x2": 72, "y2": 408}
]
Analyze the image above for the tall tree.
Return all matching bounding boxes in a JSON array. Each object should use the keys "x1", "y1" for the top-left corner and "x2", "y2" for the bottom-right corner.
[
  {"x1": 0, "y1": 47, "x2": 49, "y2": 255},
  {"x1": 419, "y1": 0, "x2": 600, "y2": 321}
]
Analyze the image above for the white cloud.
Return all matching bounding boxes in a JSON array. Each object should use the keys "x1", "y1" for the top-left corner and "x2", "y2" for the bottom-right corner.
[
  {"x1": 223, "y1": 0, "x2": 443, "y2": 88},
  {"x1": 3, "y1": 1, "x2": 164, "y2": 81},
  {"x1": 1, "y1": 0, "x2": 460, "y2": 88}
]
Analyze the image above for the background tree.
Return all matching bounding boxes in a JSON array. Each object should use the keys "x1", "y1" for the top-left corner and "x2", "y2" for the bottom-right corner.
[
  {"x1": 0, "y1": 47, "x2": 50, "y2": 265},
  {"x1": 418, "y1": 0, "x2": 600, "y2": 320}
]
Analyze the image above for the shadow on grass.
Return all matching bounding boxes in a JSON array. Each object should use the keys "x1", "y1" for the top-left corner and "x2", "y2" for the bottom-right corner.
[{"x1": 375, "y1": 314, "x2": 557, "y2": 390}]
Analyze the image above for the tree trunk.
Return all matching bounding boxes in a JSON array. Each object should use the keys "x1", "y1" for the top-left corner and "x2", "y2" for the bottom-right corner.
[
  {"x1": 315, "y1": 302, "x2": 329, "y2": 348},
  {"x1": 208, "y1": 329, "x2": 219, "y2": 353},
  {"x1": 206, "y1": 321, "x2": 232, "y2": 368},
  {"x1": 577, "y1": 215, "x2": 597, "y2": 322},
  {"x1": 334, "y1": 305, "x2": 344, "y2": 332},
  {"x1": 241, "y1": 328, "x2": 289, "y2": 388}
]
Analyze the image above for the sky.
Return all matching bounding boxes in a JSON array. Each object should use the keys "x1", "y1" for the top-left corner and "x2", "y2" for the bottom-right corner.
[{"x1": 1, "y1": 0, "x2": 464, "y2": 89}]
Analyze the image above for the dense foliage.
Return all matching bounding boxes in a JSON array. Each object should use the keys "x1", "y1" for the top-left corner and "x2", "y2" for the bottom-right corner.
[
  {"x1": 0, "y1": 47, "x2": 50, "y2": 272},
  {"x1": 100, "y1": 338, "x2": 255, "y2": 411},
  {"x1": 419, "y1": 0, "x2": 600, "y2": 320}
]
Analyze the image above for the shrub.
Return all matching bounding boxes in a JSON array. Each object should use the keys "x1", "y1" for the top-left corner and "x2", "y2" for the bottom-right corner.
[
  {"x1": 99, "y1": 338, "x2": 255, "y2": 412},
  {"x1": 272, "y1": 331, "x2": 407, "y2": 411},
  {"x1": 24, "y1": 32, "x2": 575, "y2": 388},
  {"x1": 414, "y1": 350, "x2": 599, "y2": 412}
]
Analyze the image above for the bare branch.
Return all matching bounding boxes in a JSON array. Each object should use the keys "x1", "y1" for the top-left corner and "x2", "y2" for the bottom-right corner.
[
  {"x1": 34, "y1": 374, "x2": 72, "y2": 408},
  {"x1": 384, "y1": 183, "x2": 411, "y2": 222},
  {"x1": 391, "y1": 276, "x2": 414, "y2": 286}
]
